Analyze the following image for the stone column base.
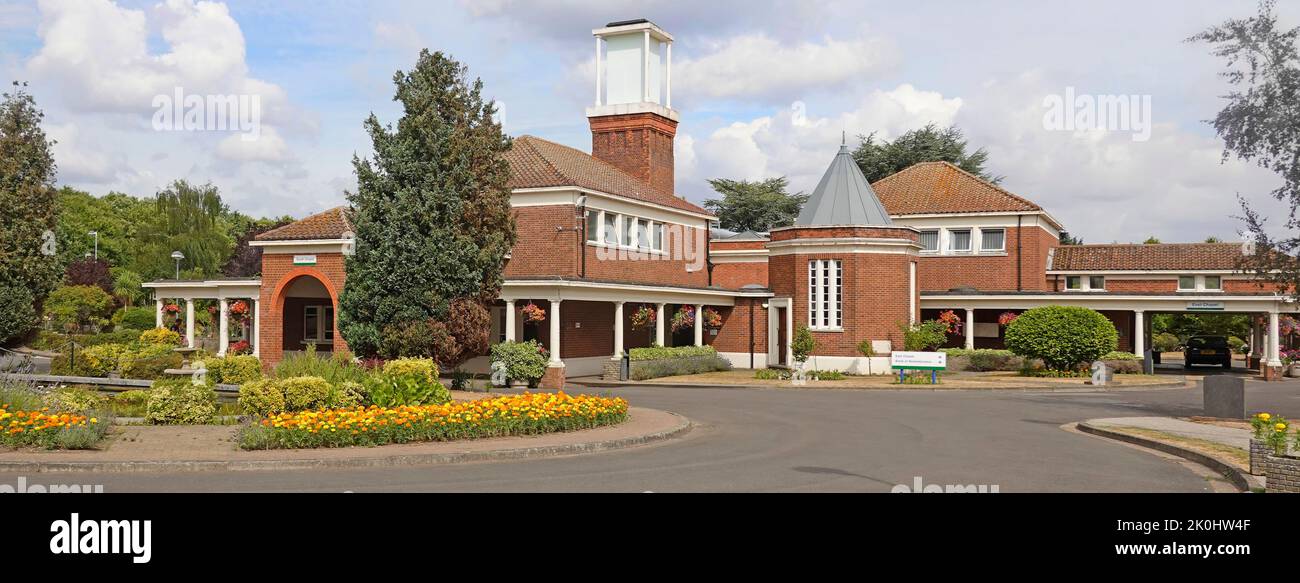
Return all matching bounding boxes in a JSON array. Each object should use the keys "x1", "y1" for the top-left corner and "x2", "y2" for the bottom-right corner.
[
  {"x1": 602, "y1": 359, "x2": 621, "y2": 381},
  {"x1": 539, "y1": 365, "x2": 566, "y2": 390},
  {"x1": 1263, "y1": 364, "x2": 1284, "y2": 382}
]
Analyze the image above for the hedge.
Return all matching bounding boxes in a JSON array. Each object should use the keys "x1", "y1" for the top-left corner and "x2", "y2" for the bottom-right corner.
[{"x1": 628, "y1": 345, "x2": 717, "y2": 361}]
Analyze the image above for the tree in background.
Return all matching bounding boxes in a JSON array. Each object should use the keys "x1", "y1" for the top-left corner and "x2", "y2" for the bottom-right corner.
[
  {"x1": 339, "y1": 50, "x2": 516, "y2": 368},
  {"x1": 1143, "y1": 236, "x2": 1162, "y2": 244},
  {"x1": 852, "y1": 123, "x2": 1001, "y2": 184},
  {"x1": 1190, "y1": 1, "x2": 1300, "y2": 292},
  {"x1": 222, "y1": 216, "x2": 294, "y2": 277},
  {"x1": 0, "y1": 82, "x2": 61, "y2": 344},
  {"x1": 1151, "y1": 313, "x2": 1249, "y2": 342},
  {"x1": 1058, "y1": 231, "x2": 1083, "y2": 245},
  {"x1": 1205, "y1": 236, "x2": 1224, "y2": 243},
  {"x1": 703, "y1": 177, "x2": 808, "y2": 233},
  {"x1": 64, "y1": 257, "x2": 113, "y2": 293}
]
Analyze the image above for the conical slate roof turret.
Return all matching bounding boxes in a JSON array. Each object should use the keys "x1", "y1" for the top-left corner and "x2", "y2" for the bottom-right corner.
[{"x1": 794, "y1": 140, "x2": 893, "y2": 227}]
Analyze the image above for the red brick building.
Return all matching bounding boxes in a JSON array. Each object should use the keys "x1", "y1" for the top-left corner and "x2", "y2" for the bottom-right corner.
[{"x1": 146, "y1": 18, "x2": 1296, "y2": 383}]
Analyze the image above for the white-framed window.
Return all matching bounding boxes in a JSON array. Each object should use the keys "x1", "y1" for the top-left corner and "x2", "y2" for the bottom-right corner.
[
  {"x1": 638, "y1": 219, "x2": 652, "y2": 250},
  {"x1": 585, "y1": 210, "x2": 599, "y2": 243},
  {"x1": 980, "y1": 228, "x2": 1005, "y2": 252},
  {"x1": 919, "y1": 230, "x2": 939, "y2": 252},
  {"x1": 948, "y1": 229, "x2": 972, "y2": 253},
  {"x1": 1089, "y1": 275, "x2": 1105, "y2": 290},
  {"x1": 1066, "y1": 276, "x2": 1083, "y2": 290},
  {"x1": 303, "y1": 305, "x2": 334, "y2": 344},
  {"x1": 653, "y1": 223, "x2": 664, "y2": 251},
  {"x1": 603, "y1": 212, "x2": 618, "y2": 245},
  {"x1": 1204, "y1": 275, "x2": 1222, "y2": 290},
  {"x1": 1178, "y1": 276, "x2": 1196, "y2": 291},
  {"x1": 808, "y1": 259, "x2": 843, "y2": 330},
  {"x1": 622, "y1": 215, "x2": 635, "y2": 247}
]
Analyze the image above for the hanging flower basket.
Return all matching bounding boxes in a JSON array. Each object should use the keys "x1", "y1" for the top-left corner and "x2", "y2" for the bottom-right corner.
[
  {"x1": 703, "y1": 307, "x2": 723, "y2": 329},
  {"x1": 937, "y1": 310, "x2": 963, "y2": 335},
  {"x1": 630, "y1": 305, "x2": 657, "y2": 330},
  {"x1": 1281, "y1": 316, "x2": 1299, "y2": 338},
  {"x1": 163, "y1": 303, "x2": 180, "y2": 314},
  {"x1": 997, "y1": 311, "x2": 1018, "y2": 327},
  {"x1": 228, "y1": 339, "x2": 251, "y2": 355},
  {"x1": 521, "y1": 302, "x2": 546, "y2": 324},
  {"x1": 670, "y1": 306, "x2": 695, "y2": 332}
]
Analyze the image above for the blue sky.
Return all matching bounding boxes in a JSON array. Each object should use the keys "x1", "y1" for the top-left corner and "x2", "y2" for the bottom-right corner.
[{"x1": 2, "y1": 0, "x2": 1295, "y2": 243}]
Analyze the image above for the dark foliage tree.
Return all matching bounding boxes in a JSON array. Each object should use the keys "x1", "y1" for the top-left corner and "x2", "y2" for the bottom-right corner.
[
  {"x1": 65, "y1": 257, "x2": 113, "y2": 294},
  {"x1": 339, "y1": 50, "x2": 516, "y2": 366},
  {"x1": 222, "y1": 217, "x2": 294, "y2": 277},
  {"x1": 0, "y1": 82, "x2": 61, "y2": 343},
  {"x1": 703, "y1": 177, "x2": 808, "y2": 233},
  {"x1": 1190, "y1": 1, "x2": 1300, "y2": 292},
  {"x1": 852, "y1": 123, "x2": 1001, "y2": 184}
]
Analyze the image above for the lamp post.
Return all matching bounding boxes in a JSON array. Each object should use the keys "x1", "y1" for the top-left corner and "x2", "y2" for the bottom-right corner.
[
  {"x1": 87, "y1": 231, "x2": 98, "y2": 260},
  {"x1": 170, "y1": 251, "x2": 185, "y2": 280}
]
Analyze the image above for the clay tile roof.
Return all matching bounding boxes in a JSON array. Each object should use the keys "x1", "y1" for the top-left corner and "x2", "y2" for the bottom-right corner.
[
  {"x1": 1050, "y1": 243, "x2": 1246, "y2": 271},
  {"x1": 255, "y1": 206, "x2": 353, "y2": 241},
  {"x1": 506, "y1": 135, "x2": 712, "y2": 216},
  {"x1": 871, "y1": 161, "x2": 1041, "y2": 215}
]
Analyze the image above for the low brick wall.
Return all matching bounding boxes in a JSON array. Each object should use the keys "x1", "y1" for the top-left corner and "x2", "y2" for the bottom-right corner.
[
  {"x1": 1250, "y1": 439, "x2": 1271, "y2": 476},
  {"x1": 1263, "y1": 452, "x2": 1300, "y2": 493}
]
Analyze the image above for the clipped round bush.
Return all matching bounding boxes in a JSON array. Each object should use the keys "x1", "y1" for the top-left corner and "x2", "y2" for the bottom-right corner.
[
  {"x1": 112, "y1": 307, "x2": 156, "y2": 331},
  {"x1": 204, "y1": 355, "x2": 262, "y2": 385},
  {"x1": 488, "y1": 341, "x2": 547, "y2": 383},
  {"x1": 239, "y1": 379, "x2": 287, "y2": 417},
  {"x1": 279, "y1": 376, "x2": 334, "y2": 411},
  {"x1": 1004, "y1": 306, "x2": 1118, "y2": 371},
  {"x1": 145, "y1": 379, "x2": 217, "y2": 425},
  {"x1": 139, "y1": 327, "x2": 182, "y2": 346}
]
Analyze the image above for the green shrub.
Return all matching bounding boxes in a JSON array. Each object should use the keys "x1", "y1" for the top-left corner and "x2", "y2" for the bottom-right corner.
[
  {"x1": 967, "y1": 350, "x2": 1021, "y2": 372},
  {"x1": 0, "y1": 284, "x2": 36, "y2": 344},
  {"x1": 49, "y1": 342, "x2": 132, "y2": 377},
  {"x1": 112, "y1": 307, "x2": 156, "y2": 331},
  {"x1": 239, "y1": 379, "x2": 287, "y2": 417},
  {"x1": 489, "y1": 340, "x2": 549, "y2": 382},
  {"x1": 1102, "y1": 351, "x2": 1140, "y2": 360},
  {"x1": 901, "y1": 320, "x2": 949, "y2": 351},
  {"x1": 32, "y1": 329, "x2": 142, "y2": 351},
  {"x1": 856, "y1": 339, "x2": 876, "y2": 357},
  {"x1": 1152, "y1": 332, "x2": 1181, "y2": 353},
  {"x1": 44, "y1": 387, "x2": 107, "y2": 413},
  {"x1": 809, "y1": 370, "x2": 845, "y2": 380},
  {"x1": 204, "y1": 355, "x2": 262, "y2": 385},
  {"x1": 331, "y1": 381, "x2": 366, "y2": 409},
  {"x1": 367, "y1": 358, "x2": 450, "y2": 407},
  {"x1": 1004, "y1": 306, "x2": 1118, "y2": 371},
  {"x1": 754, "y1": 368, "x2": 785, "y2": 380},
  {"x1": 119, "y1": 343, "x2": 182, "y2": 380},
  {"x1": 114, "y1": 390, "x2": 150, "y2": 407},
  {"x1": 145, "y1": 379, "x2": 217, "y2": 425},
  {"x1": 791, "y1": 325, "x2": 816, "y2": 364},
  {"x1": 44, "y1": 285, "x2": 114, "y2": 332},
  {"x1": 279, "y1": 376, "x2": 335, "y2": 411},
  {"x1": 628, "y1": 344, "x2": 717, "y2": 361},
  {"x1": 273, "y1": 345, "x2": 368, "y2": 385},
  {"x1": 1227, "y1": 336, "x2": 1248, "y2": 354}
]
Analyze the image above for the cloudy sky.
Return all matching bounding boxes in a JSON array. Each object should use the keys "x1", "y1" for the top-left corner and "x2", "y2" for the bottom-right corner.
[{"x1": 1, "y1": 0, "x2": 1295, "y2": 243}]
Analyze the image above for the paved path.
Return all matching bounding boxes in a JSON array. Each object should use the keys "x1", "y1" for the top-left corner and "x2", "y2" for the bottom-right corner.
[
  {"x1": 1089, "y1": 416, "x2": 1250, "y2": 449},
  {"x1": 3, "y1": 379, "x2": 1298, "y2": 492}
]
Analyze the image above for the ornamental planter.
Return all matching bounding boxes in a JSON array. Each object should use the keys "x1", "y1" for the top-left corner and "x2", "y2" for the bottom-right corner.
[{"x1": 1286, "y1": 364, "x2": 1300, "y2": 378}]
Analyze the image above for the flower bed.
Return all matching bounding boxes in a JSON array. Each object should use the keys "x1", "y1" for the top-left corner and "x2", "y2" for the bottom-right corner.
[
  {"x1": 0, "y1": 406, "x2": 108, "y2": 449},
  {"x1": 238, "y1": 392, "x2": 629, "y2": 450}
]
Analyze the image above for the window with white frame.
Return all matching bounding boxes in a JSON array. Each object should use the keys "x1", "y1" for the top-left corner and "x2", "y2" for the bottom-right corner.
[
  {"x1": 980, "y1": 228, "x2": 1005, "y2": 252},
  {"x1": 303, "y1": 305, "x2": 334, "y2": 344},
  {"x1": 919, "y1": 230, "x2": 939, "y2": 252},
  {"x1": 638, "y1": 219, "x2": 652, "y2": 250},
  {"x1": 1204, "y1": 275, "x2": 1222, "y2": 290},
  {"x1": 585, "y1": 210, "x2": 599, "y2": 243},
  {"x1": 808, "y1": 259, "x2": 843, "y2": 330},
  {"x1": 622, "y1": 215, "x2": 635, "y2": 247},
  {"x1": 1089, "y1": 275, "x2": 1105, "y2": 290},
  {"x1": 653, "y1": 223, "x2": 664, "y2": 251},
  {"x1": 1066, "y1": 276, "x2": 1083, "y2": 290},
  {"x1": 1178, "y1": 276, "x2": 1195, "y2": 291},
  {"x1": 948, "y1": 229, "x2": 972, "y2": 252},
  {"x1": 603, "y1": 212, "x2": 618, "y2": 245}
]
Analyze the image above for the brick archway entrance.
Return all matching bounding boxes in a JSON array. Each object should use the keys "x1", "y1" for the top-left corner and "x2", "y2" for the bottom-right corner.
[{"x1": 260, "y1": 266, "x2": 349, "y2": 369}]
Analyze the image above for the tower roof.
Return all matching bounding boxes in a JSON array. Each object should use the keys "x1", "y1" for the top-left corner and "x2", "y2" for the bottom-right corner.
[{"x1": 794, "y1": 143, "x2": 893, "y2": 227}]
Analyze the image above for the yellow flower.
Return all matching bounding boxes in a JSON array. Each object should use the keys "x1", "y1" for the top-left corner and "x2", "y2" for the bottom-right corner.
[{"x1": 1259, "y1": 413, "x2": 1272, "y2": 421}]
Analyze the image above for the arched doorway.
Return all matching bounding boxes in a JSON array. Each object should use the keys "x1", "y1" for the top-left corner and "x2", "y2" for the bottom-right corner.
[{"x1": 273, "y1": 272, "x2": 339, "y2": 358}]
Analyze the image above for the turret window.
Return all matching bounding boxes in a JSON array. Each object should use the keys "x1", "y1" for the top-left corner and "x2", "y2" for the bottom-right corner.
[{"x1": 808, "y1": 259, "x2": 843, "y2": 330}]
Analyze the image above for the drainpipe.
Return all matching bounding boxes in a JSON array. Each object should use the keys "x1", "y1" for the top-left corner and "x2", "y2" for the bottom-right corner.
[
  {"x1": 1016, "y1": 214, "x2": 1023, "y2": 291},
  {"x1": 705, "y1": 220, "x2": 713, "y2": 287},
  {"x1": 749, "y1": 297, "x2": 756, "y2": 369},
  {"x1": 578, "y1": 198, "x2": 587, "y2": 279}
]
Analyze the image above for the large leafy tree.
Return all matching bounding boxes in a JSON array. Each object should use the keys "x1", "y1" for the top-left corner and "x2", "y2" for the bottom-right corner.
[
  {"x1": 222, "y1": 215, "x2": 293, "y2": 277},
  {"x1": 852, "y1": 123, "x2": 1001, "y2": 184},
  {"x1": 137, "y1": 179, "x2": 234, "y2": 279},
  {"x1": 1190, "y1": 1, "x2": 1300, "y2": 290},
  {"x1": 0, "y1": 82, "x2": 61, "y2": 344},
  {"x1": 703, "y1": 177, "x2": 808, "y2": 232},
  {"x1": 339, "y1": 50, "x2": 516, "y2": 367}
]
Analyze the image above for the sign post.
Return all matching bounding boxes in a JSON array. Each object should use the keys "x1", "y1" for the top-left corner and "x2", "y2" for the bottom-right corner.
[{"x1": 891, "y1": 351, "x2": 947, "y2": 384}]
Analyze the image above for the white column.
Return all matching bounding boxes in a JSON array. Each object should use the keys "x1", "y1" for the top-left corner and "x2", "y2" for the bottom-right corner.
[
  {"x1": 1268, "y1": 311, "x2": 1282, "y2": 366},
  {"x1": 185, "y1": 299, "x2": 195, "y2": 348},
  {"x1": 612, "y1": 301, "x2": 625, "y2": 359},
  {"x1": 655, "y1": 303, "x2": 666, "y2": 346},
  {"x1": 251, "y1": 299, "x2": 260, "y2": 358},
  {"x1": 155, "y1": 298, "x2": 164, "y2": 329},
  {"x1": 218, "y1": 299, "x2": 230, "y2": 356},
  {"x1": 665, "y1": 41, "x2": 672, "y2": 108},
  {"x1": 594, "y1": 37, "x2": 602, "y2": 106},
  {"x1": 643, "y1": 30, "x2": 651, "y2": 102},
  {"x1": 504, "y1": 300, "x2": 516, "y2": 342},
  {"x1": 908, "y1": 262, "x2": 917, "y2": 325},
  {"x1": 549, "y1": 300, "x2": 563, "y2": 366},
  {"x1": 964, "y1": 308, "x2": 975, "y2": 350},
  {"x1": 1133, "y1": 310, "x2": 1145, "y2": 356},
  {"x1": 694, "y1": 304, "x2": 704, "y2": 346}
]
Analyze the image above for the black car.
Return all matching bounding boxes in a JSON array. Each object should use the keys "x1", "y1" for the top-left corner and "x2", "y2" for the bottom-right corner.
[{"x1": 1184, "y1": 335, "x2": 1233, "y2": 369}]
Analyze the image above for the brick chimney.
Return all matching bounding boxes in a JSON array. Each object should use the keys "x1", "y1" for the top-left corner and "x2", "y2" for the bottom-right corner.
[{"x1": 587, "y1": 19, "x2": 679, "y2": 195}]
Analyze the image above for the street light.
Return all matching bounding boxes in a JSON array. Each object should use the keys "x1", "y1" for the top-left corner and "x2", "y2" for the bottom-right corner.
[
  {"x1": 87, "y1": 231, "x2": 98, "y2": 260},
  {"x1": 170, "y1": 251, "x2": 185, "y2": 279}
]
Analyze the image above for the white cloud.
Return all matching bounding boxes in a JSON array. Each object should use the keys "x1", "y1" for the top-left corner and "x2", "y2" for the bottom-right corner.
[
  {"x1": 675, "y1": 33, "x2": 896, "y2": 103},
  {"x1": 216, "y1": 126, "x2": 289, "y2": 162},
  {"x1": 678, "y1": 84, "x2": 961, "y2": 197}
]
